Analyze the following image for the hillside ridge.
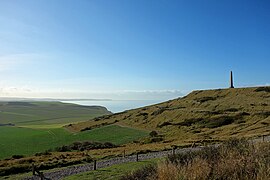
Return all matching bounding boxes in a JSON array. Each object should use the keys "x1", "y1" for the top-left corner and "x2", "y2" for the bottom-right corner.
[
  {"x1": 68, "y1": 86, "x2": 270, "y2": 143},
  {"x1": 0, "y1": 101, "x2": 112, "y2": 127}
]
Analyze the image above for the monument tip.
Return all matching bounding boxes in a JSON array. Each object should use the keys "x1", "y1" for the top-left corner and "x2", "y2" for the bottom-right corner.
[{"x1": 230, "y1": 71, "x2": 234, "y2": 88}]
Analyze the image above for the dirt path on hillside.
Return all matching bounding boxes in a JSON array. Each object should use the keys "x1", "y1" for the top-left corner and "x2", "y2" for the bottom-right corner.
[{"x1": 23, "y1": 136, "x2": 270, "y2": 180}]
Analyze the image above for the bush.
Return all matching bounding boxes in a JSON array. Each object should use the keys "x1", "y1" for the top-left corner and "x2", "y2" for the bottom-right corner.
[
  {"x1": 255, "y1": 87, "x2": 270, "y2": 92},
  {"x1": 149, "y1": 131, "x2": 158, "y2": 137},
  {"x1": 167, "y1": 146, "x2": 220, "y2": 165},
  {"x1": 54, "y1": 141, "x2": 117, "y2": 152},
  {"x1": 0, "y1": 164, "x2": 30, "y2": 176},
  {"x1": 204, "y1": 116, "x2": 234, "y2": 128},
  {"x1": 157, "y1": 121, "x2": 171, "y2": 128},
  {"x1": 195, "y1": 96, "x2": 217, "y2": 103},
  {"x1": 151, "y1": 108, "x2": 166, "y2": 116},
  {"x1": 80, "y1": 127, "x2": 91, "y2": 131},
  {"x1": 11, "y1": 155, "x2": 24, "y2": 159},
  {"x1": 35, "y1": 150, "x2": 52, "y2": 156},
  {"x1": 150, "y1": 137, "x2": 163, "y2": 143},
  {"x1": 83, "y1": 156, "x2": 93, "y2": 163},
  {"x1": 0, "y1": 157, "x2": 87, "y2": 176},
  {"x1": 137, "y1": 112, "x2": 148, "y2": 116},
  {"x1": 176, "y1": 118, "x2": 203, "y2": 126},
  {"x1": 120, "y1": 164, "x2": 157, "y2": 180},
  {"x1": 55, "y1": 145, "x2": 71, "y2": 152}
]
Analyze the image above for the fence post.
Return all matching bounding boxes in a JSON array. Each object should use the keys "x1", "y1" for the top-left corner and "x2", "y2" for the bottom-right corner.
[
  {"x1": 172, "y1": 148, "x2": 175, "y2": 156},
  {"x1": 136, "y1": 153, "x2": 139, "y2": 162},
  {"x1": 263, "y1": 135, "x2": 265, "y2": 142},
  {"x1": 93, "y1": 160, "x2": 97, "y2": 170},
  {"x1": 40, "y1": 172, "x2": 44, "y2": 180},
  {"x1": 32, "y1": 163, "x2": 35, "y2": 175},
  {"x1": 123, "y1": 150, "x2": 125, "y2": 158}
]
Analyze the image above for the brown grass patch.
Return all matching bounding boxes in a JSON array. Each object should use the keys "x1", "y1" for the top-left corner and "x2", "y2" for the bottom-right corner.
[{"x1": 122, "y1": 139, "x2": 270, "y2": 180}]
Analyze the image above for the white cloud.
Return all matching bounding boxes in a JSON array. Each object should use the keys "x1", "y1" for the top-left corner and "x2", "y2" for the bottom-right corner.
[
  {"x1": 0, "y1": 86, "x2": 32, "y2": 96},
  {"x1": 118, "y1": 89, "x2": 183, "y2": 94},
  {"x1": 0, "y1": 87, "x2": 184, "y2": 101},
  {"x1": 108, "y1": 90, "x2": 183, "y2": 100}
]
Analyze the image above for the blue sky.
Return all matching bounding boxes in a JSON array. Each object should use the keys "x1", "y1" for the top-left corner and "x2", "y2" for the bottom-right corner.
[{"x1": 0, "y1": 0, "x2": 269, "y2": 100}]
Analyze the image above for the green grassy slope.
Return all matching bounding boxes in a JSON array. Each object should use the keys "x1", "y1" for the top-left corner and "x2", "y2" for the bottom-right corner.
[
  {"x1": 64, "y1": 159, "x2": 158, "y2": 180},
  {"x1": 0, "y1": 101, "x2": 111, "y2": 127},
  {"x1": 68, "y1": 86, "x2": 270, "y2": 143},
  {"x1": 0, "y1": 125, "x2": 148, "y2": 159}
]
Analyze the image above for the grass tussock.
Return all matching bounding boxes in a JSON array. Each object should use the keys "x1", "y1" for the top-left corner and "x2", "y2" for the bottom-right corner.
[
  {"x1": 120, "y1": 164, "x2": 157, "y2": 180},
  {"x1": 122, "y1": 139, "x2": 270, "y2": 180}
]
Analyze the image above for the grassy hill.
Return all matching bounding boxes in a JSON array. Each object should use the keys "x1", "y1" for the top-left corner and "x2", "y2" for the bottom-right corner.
[
  {"x1": 0, "y1": 101, "x2": 150, "y2": 159},
  {"x1": 0, "y1": 125, "x2": 148, "y2": 159},
  {"x1": 68, "y1": 86, "x2": 270, "y2": 144},
  {"x1": 0, "y1": 101, "x2": 111, "y2": 127},
  {"x1": 0, "y1": 101, "x2": 120, "y2": 159},
  {"x1": 2, "y1": 87, "x2": 269, "y2": 177}
]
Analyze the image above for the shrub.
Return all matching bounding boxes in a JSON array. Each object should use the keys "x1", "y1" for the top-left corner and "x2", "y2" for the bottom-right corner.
[
  {"x1": 0, "y1": 158, "x2": 86, "y2": 176},
  {"x1": 176, "y1": 118, "x2": 203, "y2": 126},
  {"x1": 204, "y1": 116, "x2": 234, "y2": 128},
  {"x1": 151, "y1": 108, "x2": 166, "y2": 116},
  {"x1": 177, "y1": 116, "x2": 236, "y2": 128},
  {"x1": 255, "y1": 86, "x2": 270, "y2": 92},
  {"x1": 0, "y1": 164, "x2": 30, "y2": 176},
  {"x1": 195, "y1": 96, "x2": 217, "y2": 103},
  {"x1": 225, "y1": 108, "x2": 238, "y2": 112},
  {"x1": 120, "y1": 164, "x2": 157, "y2": 180},
  {"x1": 157, "y1": 121, "x2": 171, "y2": 128},
  {"x1": 54, "y1": 141, "x2": 117, "y2": 152},
  {"x1": 83, "y1": 156, "x2": 93, "y2": 163},
  {"x1": 11, "y1": 155, "x2": 24, "y2": 159},
  {"x1": 18, "y1": 158, "x2": 35, "y2": 164},
  {"x1": 55, "y1": 145, "x2": 71, "y2": 152},
  {"x1": 137, "y1": 112, "x2": 148, "y2": 116},
  {"x1": 150, "y1": 137, "x2": 163, "y2": 143},
  {"x1": 80, "y1": 127, "x2": 91, "y2": 131},
  {"x1": 35, "y1": 150, "x2": 52, "y2": 156},
  {"x1": 167, "y1": 146, "x2": 220, "y2": 165},
  {"x1": 149, "y1": 131, "x2": 158, "y2": 137}
]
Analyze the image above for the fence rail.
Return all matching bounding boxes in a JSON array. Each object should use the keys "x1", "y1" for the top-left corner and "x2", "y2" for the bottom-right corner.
[{"x1": 24, "y1": 135, "x2": 269, "y2": 180}]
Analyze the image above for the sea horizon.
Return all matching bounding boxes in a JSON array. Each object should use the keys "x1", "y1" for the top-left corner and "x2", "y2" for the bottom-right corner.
[{"x1": 62, "y1": 99, "x2": 164, "y2": 113}]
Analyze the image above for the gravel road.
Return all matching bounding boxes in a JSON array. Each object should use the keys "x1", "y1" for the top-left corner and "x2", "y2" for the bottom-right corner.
[{"x1": 23, "y1": 136, "x2": 269, "y2": 180}]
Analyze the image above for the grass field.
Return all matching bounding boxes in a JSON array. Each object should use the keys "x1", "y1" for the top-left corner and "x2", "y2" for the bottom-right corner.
[
  {"x1": 3, "y1": 159, "x2": 159, "y2": 180},
  {"x1": 0, "y1": 101, "x2": 111, "y2": 127},
  {"x1": 0, "y1": 125, "x2": 148, "y2": 159},
  {"x1": 64, "y1": 159, "x2": 158, "y2": 180}
]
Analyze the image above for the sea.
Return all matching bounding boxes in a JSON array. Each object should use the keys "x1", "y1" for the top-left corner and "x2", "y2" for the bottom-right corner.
[{"x1": 62, "y1": 100, "x2": 163, "y2": 113}]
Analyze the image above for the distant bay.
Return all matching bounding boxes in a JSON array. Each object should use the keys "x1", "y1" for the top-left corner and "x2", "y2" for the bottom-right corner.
[{"x1": 62, "y1": 100, "x2": 162, "y2": 113}]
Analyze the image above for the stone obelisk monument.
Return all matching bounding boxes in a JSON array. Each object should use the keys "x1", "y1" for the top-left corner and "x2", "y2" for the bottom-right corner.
[{"x1": 230, "y1": 71, "x2": 234, "y2": 88}]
